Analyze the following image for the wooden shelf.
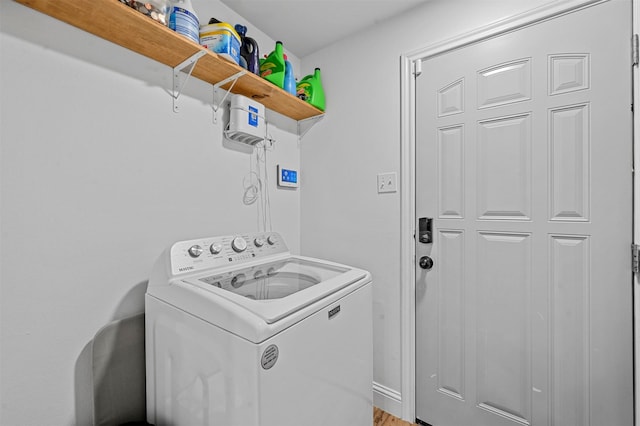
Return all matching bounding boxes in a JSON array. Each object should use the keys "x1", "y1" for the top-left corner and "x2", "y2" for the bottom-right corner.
[{"x1": 15, "y1": 0, "x2": 324, "y2": 122}]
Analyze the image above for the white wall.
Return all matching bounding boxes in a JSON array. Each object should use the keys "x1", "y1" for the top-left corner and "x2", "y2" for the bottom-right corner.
[
  {"x1": 299, "y1": 0, "x2": 555, "y2": 417},
  {"x1": 0, "y1": 1, "x2": 301, "y2": 424}
]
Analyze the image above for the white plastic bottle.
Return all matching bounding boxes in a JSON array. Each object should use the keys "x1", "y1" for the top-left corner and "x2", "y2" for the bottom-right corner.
[{"x1": 169, "y1": 0, "x2": 199, "y2": 44}]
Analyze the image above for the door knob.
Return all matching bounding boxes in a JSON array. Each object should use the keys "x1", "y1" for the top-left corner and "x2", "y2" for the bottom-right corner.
[{"x1": 419, "y1": 256, "x2": 434, "y2": 270}]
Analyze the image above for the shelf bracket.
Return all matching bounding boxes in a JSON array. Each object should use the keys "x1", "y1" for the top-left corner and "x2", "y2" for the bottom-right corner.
[
  {"x1": 297, "y1": 114, "x2": 324, "y2": 139},
  {"x1": 212, "y1": 70, "x2": 247, "y2": 124},
  {"x1": 172, "y1": 50, "x2": 207, "y2": 113}
]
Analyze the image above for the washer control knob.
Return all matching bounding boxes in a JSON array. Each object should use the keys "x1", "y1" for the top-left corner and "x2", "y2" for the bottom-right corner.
[
  {"x1": 267, "y1": 235, "x2": 277, "y2": 245},
  {"x1": 231, "y1": 236, "x2": 247, "y2": 253},
  {"x1": 210, "y1": 242, "x2": 222, "y2": 255},
  {"x1": 188, "y1": 245, "x2": 203, "y2": 258},
  {"x1": 254, "y1": 237, "x2": 265, "y2": 247}
]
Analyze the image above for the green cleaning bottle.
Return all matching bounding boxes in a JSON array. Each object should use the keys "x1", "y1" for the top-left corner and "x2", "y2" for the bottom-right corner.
[
  {"x1": 260, "y1": 41, "x2": 285, "y2": 89},
  {"x1": 296, "y1": 67, "x2": 325, "y2": 111}
]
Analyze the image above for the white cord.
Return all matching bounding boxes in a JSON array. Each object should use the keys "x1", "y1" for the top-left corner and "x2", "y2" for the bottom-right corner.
[
  {"x1": 236, "y1": 117, "x2": 276, "y2": 233},
  {"x1": 242, "y1": 171, "x2": 260, "y2": 205},
  {"x1": 261, "y1": 144, "x2": 272, "y2": 232},
  {"x1": 255, "y1": 144, "x2": 266, "y2": 232},
  {"x1": 252, "y1": 141, "x2": 274, "y2": 233}
]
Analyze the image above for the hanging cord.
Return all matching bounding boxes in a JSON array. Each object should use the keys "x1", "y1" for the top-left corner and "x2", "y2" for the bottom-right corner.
[
  {"x1": 258, "y1": 124, "x2": 274, "y2": 232},
  {"x1": 243, "y1": 143, "x2": 260, "y2": 206},
  {"x1": 253, "y1": 131, "x2": 274, "y2": 232},
  {"x1": 242, "y1": 171, "x2": 260, "y2": 205},
  {"x1": 260, "y1": 143, "x2": 273, "y2": 232},
  {"x1": 256, "y1": 143, "x2": 266, "y2": 232},
  {"x1": 239, "y1": 118, "x2": 275, "y2": 233},
  {"x1": 254, "y1": 144, "x2": 265, "y2": 232}
]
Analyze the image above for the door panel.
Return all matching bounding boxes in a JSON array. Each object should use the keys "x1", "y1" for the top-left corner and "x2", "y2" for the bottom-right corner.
[
  {"x1": 436, "y1": 229, "x2": 465, "y2": 401},
  {"x1": 549, "y1": 104, "x2": 590, "y2": 221},
  {"x1": 476, "y1": 114, "x2": 532, "y2": 220},
  {"x1": 415, "y1": 2, "x2": 633, "y2": 425},
  {"x1": 549, "y1": 235, "x2": 590, "y2": 426},
  {"x1": 475, "y1": 231, "x2": 532, "y2": 423}
]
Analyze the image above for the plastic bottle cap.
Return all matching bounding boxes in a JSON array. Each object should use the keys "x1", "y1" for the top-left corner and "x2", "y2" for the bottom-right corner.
[{"x1": 234, "y1": 24, "x2": 247, "y2": 36}]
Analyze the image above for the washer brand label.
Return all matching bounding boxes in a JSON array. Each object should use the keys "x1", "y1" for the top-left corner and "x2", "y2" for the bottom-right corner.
[
  {"x1": 261, "y1": 344, "x2": 279, "y2": 370},
  {"x1": 178, "y1": 266, "x2": 194, "y2": 272},
  {"x1": 328, "y1": 305, "x2": 341, "y2": 319}
]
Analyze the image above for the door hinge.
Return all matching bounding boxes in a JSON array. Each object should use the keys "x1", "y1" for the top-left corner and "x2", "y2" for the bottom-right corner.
[
  {"x1": 632, "y1": 244, "x2": 640, "y2": 273},
  {"x1": 633, "y1": 34, "x2": 639, "y2": 67}
]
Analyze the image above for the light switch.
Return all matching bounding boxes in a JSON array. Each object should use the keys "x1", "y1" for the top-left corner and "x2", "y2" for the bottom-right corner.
[{"x1": 377, "y1": 172, "x2": 397, "y2": 193}]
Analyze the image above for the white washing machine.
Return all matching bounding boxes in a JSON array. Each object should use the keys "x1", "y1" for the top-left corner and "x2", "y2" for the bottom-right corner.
[{"x1": 145, "y1": 232, "x2": 373, "y2": 426}]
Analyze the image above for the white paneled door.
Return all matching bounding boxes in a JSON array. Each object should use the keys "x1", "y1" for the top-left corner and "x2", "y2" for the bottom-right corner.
[{"x1": 415, "y1": 1, "x2": 633, "y2": 425}]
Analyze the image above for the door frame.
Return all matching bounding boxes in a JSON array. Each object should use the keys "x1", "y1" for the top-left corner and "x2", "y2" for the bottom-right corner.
[{"x1": 398, "y1": 0, "x2": 636, "y2": 422}]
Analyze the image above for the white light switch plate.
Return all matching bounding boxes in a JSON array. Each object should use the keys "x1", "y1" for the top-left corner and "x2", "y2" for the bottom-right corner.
[{"x1": 377, "y1": 172, "x2": 397, "y2": 193}]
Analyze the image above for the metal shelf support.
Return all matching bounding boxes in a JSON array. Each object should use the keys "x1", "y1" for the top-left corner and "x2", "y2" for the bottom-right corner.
[
  {"x1": 173, "y1": 50, "x2": 207, "y2": 113},
  {"x1": 212, "y1": 70, "x2": 247, "y2": 124},
  {"x1": 297, "y1": 114, "x2": 324, "y2": 139}
]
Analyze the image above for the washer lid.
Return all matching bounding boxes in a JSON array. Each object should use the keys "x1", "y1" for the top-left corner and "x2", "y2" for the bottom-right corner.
[{"x1": 179, "y1": 256, "x2": 369, "y2": 324}]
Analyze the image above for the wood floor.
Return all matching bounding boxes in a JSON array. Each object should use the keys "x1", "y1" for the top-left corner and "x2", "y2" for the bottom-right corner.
[{"x1": 373, "y1": 407, "x2": 417, "y2": 426}]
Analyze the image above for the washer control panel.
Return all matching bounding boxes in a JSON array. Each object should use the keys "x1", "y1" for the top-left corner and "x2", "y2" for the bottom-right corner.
[{"x1": 170, "y1": 232, "x2": 288, "y2": 275}]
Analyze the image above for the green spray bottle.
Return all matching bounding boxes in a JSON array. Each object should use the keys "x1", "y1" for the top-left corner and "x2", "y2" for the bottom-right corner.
[
  {"x1": 296, "y1": 67, "x2": 325, "y2": 111},
  {"x1": 259, "y1": 41, "x2": 285, "y2": 89}
]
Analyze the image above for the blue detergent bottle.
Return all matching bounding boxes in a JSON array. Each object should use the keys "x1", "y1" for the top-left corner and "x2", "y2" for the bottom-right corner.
[{"x1": 283, "y1": 54, "x2": 296, "y2": 96}]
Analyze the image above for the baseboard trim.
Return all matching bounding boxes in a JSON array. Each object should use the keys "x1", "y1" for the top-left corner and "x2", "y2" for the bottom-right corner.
[{"x1": 373, "y1": 382, "x2": 403, "y2": 419}]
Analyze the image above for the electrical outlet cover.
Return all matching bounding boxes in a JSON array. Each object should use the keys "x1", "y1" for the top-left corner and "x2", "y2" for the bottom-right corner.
[{"x1": 377, "y1": 172, "x2": 397, "y2": 193}]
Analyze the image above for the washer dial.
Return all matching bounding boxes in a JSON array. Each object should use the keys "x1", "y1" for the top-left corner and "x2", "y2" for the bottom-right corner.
[
  {"x1": 231, "y1": 236, "x2": 248, "y2": 253},
  {"x1": 188, "y1": 245, "x2": 203, "y2": 258},
  {"x1": 210, "y1": 242, "x2": 222, "y2": 255},
  {"x1": 267, "y1": 235, "x2": 277, "y2": 245}
]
